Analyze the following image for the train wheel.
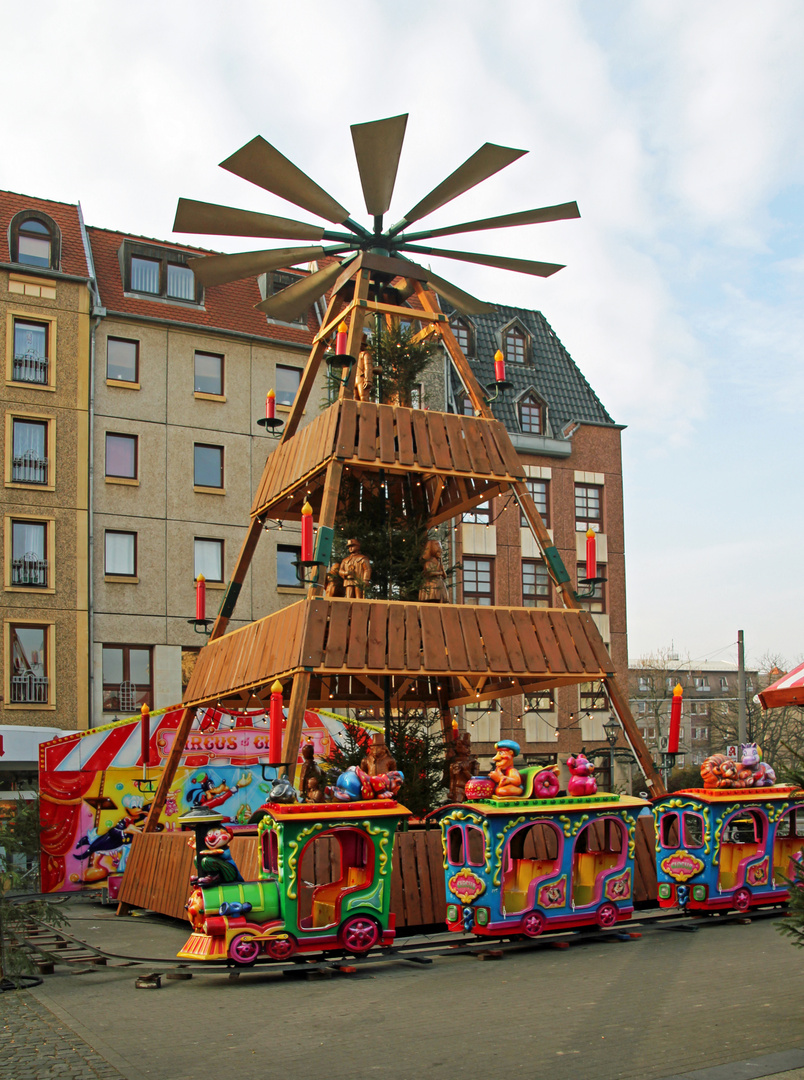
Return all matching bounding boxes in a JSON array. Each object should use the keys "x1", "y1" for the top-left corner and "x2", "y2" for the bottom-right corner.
[
  {"x1": 596, "y1": 902, "x2": 618, "y2": 929},
  {"x1": 264, "y1": 934, "x2": 297, "y2": 961},
  {"x1": 733, "y1": 888, "x2": 751, "y2": 913},
  {"x1": 521, "y1": 911, "x2": 546, "y2": 938},
  {"x1": 339, "y1": 916, "x2": 381, "y2": 955},
  {"x1": 228, "y1": 933, "x2": 260, "y2": 966}
]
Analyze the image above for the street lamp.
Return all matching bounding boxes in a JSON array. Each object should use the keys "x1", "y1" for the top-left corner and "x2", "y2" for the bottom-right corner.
[{"x1": 603, "y1": 715, "x2": 619, "y2": 789}]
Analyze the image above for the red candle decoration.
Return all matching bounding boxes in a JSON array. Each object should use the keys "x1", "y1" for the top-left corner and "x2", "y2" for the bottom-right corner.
[
  {"x1": 586, "y1": 528, "x2": 597, "y2": 581},
  {"x1": 494, "y1": 349, "x2": 506, "y2": 383},
  {"x1": 266, "y1": 388, "x2": 275, "y2": 420},
  {"x1": 268, "y1": 680, "x2": 284, "y2": 765},
  {"x1": 195, "y1": 574, "x2": 206, "y2": 621},
  {"x1": 301, "y1": 500, "x2": 314, "y2": 563},
  {"x1": 668, "y1": 683, "x2": 683, "y2": 754},
  {"x1": 140, "y1": 704, "x2": 150, "y2": 768},
  {"x1": 335, "y1": 320, "x2": 348, "y2": 355}
]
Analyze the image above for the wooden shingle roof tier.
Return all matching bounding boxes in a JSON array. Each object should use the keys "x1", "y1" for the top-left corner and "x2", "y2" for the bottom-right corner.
[
  {"x1": 252, "y1": 399, "x2": 525, "y2": 526},
  {"x1": 183, "y1": 597, "x2": 614, "y2": 711}
]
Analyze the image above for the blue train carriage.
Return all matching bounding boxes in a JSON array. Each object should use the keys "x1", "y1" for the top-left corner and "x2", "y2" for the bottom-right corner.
[
  {"x1": 178, "y1": 798, "x2": 410, "y2": 966},
  {"x1": 653, "y1": 784, "x2": 804, "y2": 914},
  {"x1": 429, "y1": 743, "x2": 649, "y2": 938}
]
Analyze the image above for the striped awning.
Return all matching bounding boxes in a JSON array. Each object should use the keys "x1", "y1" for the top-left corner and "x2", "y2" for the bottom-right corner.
[{"x1": 757, "y1": 661, "x2": 804, "y2": 710}]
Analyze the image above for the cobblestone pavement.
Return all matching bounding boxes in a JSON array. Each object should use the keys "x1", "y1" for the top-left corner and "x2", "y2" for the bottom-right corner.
[{"x1": 1, "y1": 992, "x2": 124, "y2": 1080}]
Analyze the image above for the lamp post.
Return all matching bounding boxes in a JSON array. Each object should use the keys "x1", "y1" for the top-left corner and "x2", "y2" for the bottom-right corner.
[{"x1": 603, "y1": 715, "x2": 620, "y2": 790}]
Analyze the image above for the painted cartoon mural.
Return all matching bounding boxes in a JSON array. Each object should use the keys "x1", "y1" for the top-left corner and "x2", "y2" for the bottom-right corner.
[{"x1": 39, "y1": 706, "x2": 353, "y2": 897}]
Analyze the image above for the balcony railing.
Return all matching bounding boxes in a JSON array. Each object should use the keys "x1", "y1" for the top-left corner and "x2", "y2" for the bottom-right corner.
[
  {"x1": 12, "y1": 452, "x2": 48, "y2": 485},
  {"x1": 10, "y1": 672, "x2": 49, "y2": 704},
  {"x1": 11, "y1": 554, "x2": 48, "y2": 587},
  {"x1": 13, "y1": 353, "x2": 49, "y2": 385}
]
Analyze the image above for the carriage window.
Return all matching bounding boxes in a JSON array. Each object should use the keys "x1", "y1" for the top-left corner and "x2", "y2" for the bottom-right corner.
[
  {"x1": 261, "y1": 829, "x2": 279, "y2": 874},
  {"x1": 447, "y1": 825, "x2": 464, "y2": 865},
  {"x1": 574, "y1": 818, "x2": 623, "y2": 854},
  {"x1": 508, "y1": 821, "x2": 560, "y2": 863},
  {"x1": 466, "y1": 826, "x2": 485, "y2": 866},
  {"x1": 683, "y1": 813, "x2": 704, "y2": 849},
  {"x1": 777, "y1": 811, "x2": 804, "y2": 839},
  {"x1": 661, "y1": 813, "x2": 680, "y2": 848},
  {"x1": 723, "y1": 813, "x2": 763, "y2": 844}
]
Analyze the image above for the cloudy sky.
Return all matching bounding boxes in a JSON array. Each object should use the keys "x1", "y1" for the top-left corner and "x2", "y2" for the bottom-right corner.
[{"x1": 3, "y1": 0, "x2": 802, "y2": 669}]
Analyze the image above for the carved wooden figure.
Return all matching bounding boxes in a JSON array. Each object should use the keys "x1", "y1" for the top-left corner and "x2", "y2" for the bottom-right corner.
[
  {"x1": 447, "y1": 730, "x2": 479, "y2": 802},
  {"x1": 339, "y1": 539, "x2": 372, "y2": 599},
  {"x1": 299, "y1": 741, "x2": 326, "y2": 803},
  {"x1": 360, "y1": 733, "x2": 397, "y2": 777},
  {"x1": 419, "y1": 539, "x2": 449, "y2": 603}
]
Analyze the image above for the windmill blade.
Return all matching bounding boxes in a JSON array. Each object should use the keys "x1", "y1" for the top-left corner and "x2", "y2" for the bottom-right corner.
[
  {"x1": 395, "y1": 257, "x2": 493, "y2": 315},
  {"x1": 350, "y1": 113, "x2": 408, "y2": 217},
  {"x1": 394, "y1": 143, "x2": 527, "y2": 232},
  {"x1": 187, "y1": 245, "x2": 327, "y2": 287},
  {"x1": 173, "y1": 198, "x2": 325, "y2": 241},
  {"x1": 220, "y1": 136, "x2": 350, "y2": 224},
  {"x1": 401, "y1": 244, "x2": 564, "y2": 279},
  {"x1": 400, "y1": 201, "x2": 580, "y2": 242},
  {"x1": 255, "y1": 260, "x2": 346, "y2": 320}
]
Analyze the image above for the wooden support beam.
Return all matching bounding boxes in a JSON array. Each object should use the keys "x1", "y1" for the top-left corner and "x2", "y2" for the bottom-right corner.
[
  {"x1": 282, "y1": 671, "x2": 311, "y2": 786},
  {"x1": 208, "y1": 516, "x2": 262, "y2": 642},
  {"x1": 311, "y1": 458, "x2": 344, "y2": 593},
  {"x1": 605, "y1": 675, "x2": 666, "y2": 796}
]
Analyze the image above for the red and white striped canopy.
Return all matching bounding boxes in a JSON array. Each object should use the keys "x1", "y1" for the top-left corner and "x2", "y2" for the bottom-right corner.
[{"x1": 757, "y1": 661, "x2": 804, "y2": 710}]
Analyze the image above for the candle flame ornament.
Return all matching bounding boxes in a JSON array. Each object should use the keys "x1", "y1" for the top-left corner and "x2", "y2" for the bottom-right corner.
[
  {"x1": 335, "y1": 320, "x2": 348, "y2": 356},
  {"x1": 586, "y1": 528, "x2": 597, "y2": 581},
  {"x1": 195, "y1": 574, "x2": 206, "y2": 621},
  {"x1": 668, "y1": 683, "x2": 683, "y2": 754},
  {"x1": 494, "y1": 349, "x2": 506, "y2": 383},
  {"x1": 266, "y1": 388, "x2": 275, "y2": 420},
  {"x1": 301, "y1": 500, "x2": 314, "y2": 563},
  {"x1": 268, "y1": 679, "x2": 284, "y2": 765}
]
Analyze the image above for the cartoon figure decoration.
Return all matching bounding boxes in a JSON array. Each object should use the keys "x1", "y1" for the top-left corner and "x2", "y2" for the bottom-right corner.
[
  {"x1": 189, "y1": 826, "x2": 243, "y2": 889},
  {"x1": 418, "y1": 539, "x2": 449, "y2": 603},
  {"x1": 299, "y1": 741, "x2": 326, "y2": 803},
  {"x1": 187, "y1": 770, "x2": 253, "y2": 813},
  {"x1": 701, "y1": 743, "x2": 777, "y2": 789},
  {"x1": 360, "y1": 733, "x2": 397, "y2": 777},
  {"x1": 566, "y1": 753, "x2": 598, "y2": 797},
  {"x1": 325, "y1": 561, "x2": 345, "y2": 598},
  {"x1": 339, "y1": 539, "x2": 372, "y2": 599},
  {"x1": 267, "y1": 775, "x2": 300, "y2": 804},
  {"x1": 447, "y1": 730, "x2": 479, "y2": 802},
  {"x1": 331, "y1": 765, "x2": 404, "y2": 802},
  {"x1": 531, "y1": 764, "x2": 561, "y2": 798},
  {"x1": 489, "y1": 740, "x2": 524, "y2": 798},
  {"x1": 75, "y1": 794, "x2": 159, "y2": 882}
]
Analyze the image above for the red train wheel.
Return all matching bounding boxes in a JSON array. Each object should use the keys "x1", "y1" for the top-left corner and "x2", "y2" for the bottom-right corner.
[
  {"x1": 265, "y1": 935, "x2": 297, "y2": 961},
  {"x1": 228, "y1": 933, "x2": 260, "y2": 966},
  {"x1": 339, "y1": 916, "x2": 380, "y2": 955},
  {"x1": 596, "y1": 902, "x2": 618, "y2": 928},
  {"x1": 521, "y1": 911, "x2": 546, "y2": 938},
  {"x1": 733, "y1": 888, "x2": 751, "y2": 913}
]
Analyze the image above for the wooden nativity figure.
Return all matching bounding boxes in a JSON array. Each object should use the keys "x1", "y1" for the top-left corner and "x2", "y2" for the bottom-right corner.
[{"x1": 418, "y1": 539, "x2": 449, "y2": 603}]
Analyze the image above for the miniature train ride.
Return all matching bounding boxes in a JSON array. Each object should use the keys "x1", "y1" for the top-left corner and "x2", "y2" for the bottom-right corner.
[{"x1": 175, "y1": 741, "x2": 804, "y2": 966}]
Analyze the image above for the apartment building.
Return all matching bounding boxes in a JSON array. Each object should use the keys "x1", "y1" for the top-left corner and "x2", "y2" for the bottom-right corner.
[{"x1": 0, "y1": 191, "x2": 93, "y2": 730}]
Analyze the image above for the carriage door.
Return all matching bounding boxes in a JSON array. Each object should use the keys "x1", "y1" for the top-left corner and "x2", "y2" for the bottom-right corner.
[
  {"x1": 571, "y1": 818, "x2": 625, "y2": 907},
  {"x1": 773, "y1": 809, "x2": 804, "y2": 884},
  {"x1": 718, "y1": 811, "x2": 766, "y2": 892}
]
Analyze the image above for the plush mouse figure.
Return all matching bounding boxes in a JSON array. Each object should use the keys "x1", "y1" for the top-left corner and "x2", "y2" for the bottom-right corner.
[{"x1": 566, "y1": 752, "x2": 597, "y2": 797}]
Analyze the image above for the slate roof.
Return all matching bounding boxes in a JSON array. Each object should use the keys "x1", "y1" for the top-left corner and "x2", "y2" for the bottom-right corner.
[
  {"x1": 449, "y1": 304, "x2": 618, "y2": 436},
  {"x1": 0, "y1": 190, "x2": 90, "y2": 278}
]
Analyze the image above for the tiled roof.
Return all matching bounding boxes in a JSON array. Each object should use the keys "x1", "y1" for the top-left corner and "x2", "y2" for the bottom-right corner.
[
  {"x1": 450, "y1": 304, "x2": 617, "y2": 434},
  {"x1": 0, "y1": 189, "x2": 90, "y2": 278},
  {"x1": 87, "y1": 227, "x2": 326, "y2": 345}
]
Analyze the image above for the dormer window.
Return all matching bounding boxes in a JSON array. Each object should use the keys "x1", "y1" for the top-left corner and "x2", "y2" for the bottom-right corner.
[
  {"x1": 505, "y1": 326, "x2": 527, "y2": 363},
  {"x1": 519, "y1": 393, "x2": 544, "y2": 435},
  {"x1": 10, "y1": 211, "x2": 60, "y2": 270},
  {"x1": 122, "y1": 241, "x2": 201, "y2": 304},
  {"x1": 450, "y1": 317, "x2": 473, "y2": 355}
]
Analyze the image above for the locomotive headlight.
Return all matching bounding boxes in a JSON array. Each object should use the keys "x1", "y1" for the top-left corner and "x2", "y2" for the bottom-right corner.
[
  {"x1": 658, "y1": 883, "x2": 672, "y2": 900},
  {"x1": 475, "y1": 907, "x2": 490, "y2": 926},
  {"x1": 446, "y1": 904, "x2": 459, "y2": 923},
  {"x1": 692, "y1": 885, "x2": 707, "y2": 902}
]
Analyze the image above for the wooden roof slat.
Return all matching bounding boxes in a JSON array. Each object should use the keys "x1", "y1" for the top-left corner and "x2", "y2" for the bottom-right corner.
[
  {"x1": 494, "y1": 608, "x2": 527, "y2": 673},
  {"x1": 411, "y1": 410, "x2": 433, "y2": 468},
  {"x1": 404, "y1": 604, "x2": 423, "y2": 671},
  {"x1": 440, "y1": 605, "x2": 469, "y2": 672},
  {"x1": 378, "y1": 404, "x2": 396, "y2": 465},
  {"x1": 568, "y1": 614, "x2": 603, "y2": 674},
  {"x1": 420, "y1": 604, "x2": 449, "y2": 672},
  {"x1": 425, "y1": 412, "x2": 453, "y2": 471},
  {"x1": 396, "y1": 408, "x2": 415, "y2": 466},
  {"x1": 530, "y1": 611, "x2": 567, "y2": 673},
  {"x1": 488, "y1": 419, "x2": 526, "y2": 478},
  {"x1": 388, "y1": 604, "x2": 407, "y2": 670},
  {"x1": 577, "y1": 610, "x2": 616, "y2": 674},
  {"x1": 462, "y1": 417, "x2": 492, "y2": 475},
  {"x1": 474, "y1": 608, "x2": 509, "y2": 672},
  {"x1": 458, "y1": 607, "x2": 487, "y2": 670},
  {"x1": 336, "y1": 397, "x2": 359, "y2": 459},
  {"x1": 357, "y1": 402, "x2": 379, "y2": 461},
  {"x1": 346, "y1": 601, "x2": 371, "y2": 668},
  {"x1": 301, "y1": 597, "x2": 329, "y2": 668},
  {"x1": 367, "y1": 602, "x2": 389, "y2": 670},
  {"x1": 323, "y1": 601, "x2": 351, "y2": 668},
  {"x1": 509, "y1": 608, "x2": 547, "y2": 673},
  {"x1": 548, "y1": 611, "x2": 585, "y2": 674},
  {"x1": 443, "y1": 413, "x2": 472, "y2": 472},
  {"x1": 476, "y1": 418, "x2": 508, "y2": 476}
]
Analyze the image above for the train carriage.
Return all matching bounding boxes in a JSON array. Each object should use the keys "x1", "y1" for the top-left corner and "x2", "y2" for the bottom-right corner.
[
  {"x1": 178, "y1": 798, "x2": 410, "y2": 965},
  {"x1": 430, "y1": 790, "x2": 648, "y2": 938},
  {"x1": 653, "y1": 785, "x2": 804, "y2": 913}
]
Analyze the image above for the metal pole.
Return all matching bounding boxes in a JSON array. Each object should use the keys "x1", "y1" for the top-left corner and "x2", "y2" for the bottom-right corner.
[{"x1": 737, "y1": 629, "x2": 747, "y2": 745}]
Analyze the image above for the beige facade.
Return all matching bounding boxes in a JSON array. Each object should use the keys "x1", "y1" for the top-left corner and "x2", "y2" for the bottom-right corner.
[{"x1": 0, "y1": 193, "x2": 92, "y2": 730}]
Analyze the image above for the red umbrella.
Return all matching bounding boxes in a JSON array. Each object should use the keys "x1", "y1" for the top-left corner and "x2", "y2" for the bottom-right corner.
[{"x1": 757, "y1": 661, "x2": 804, "y2": 710}]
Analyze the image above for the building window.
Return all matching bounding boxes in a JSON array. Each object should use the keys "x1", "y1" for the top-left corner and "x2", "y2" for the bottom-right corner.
[
  {"x1": 409, "y1": 384, "x2": 424, "y2": 410},
  {"x1": 637, "y1": 701, "x2": 647, "y2": 714},
  {"x1": 104, "y1": 531, "x2": 137, "y2": 577},
  {"x1": 131, "y1": 256, "x2": 160, "y2": 293},
  {"x1": 277, "y1": 544, "x2": 301, "y2": 587},
  {"x1": 194, "y1": 351, "x2": 224, "y2": 396},
  {"x1": 451, "y1": 318, "x2": 473, "y2": 354},
  {"x1": 463, "y1": 501, "x2": 491, "y2": 525},
  {"x1": 463, "y1": 557, "x2": 493, "y2": 605},
  {"x1": 719, "y1": 677, "x2": 729, "y2": 691},
  {"x1": 580, "y1": 682, "x2": 607, "y2": 711},
  {"x1": 9, "y1": 624, "x2": 49, "y2": 704},
  {"x1": 11, "y1": 520, "x2": 48, "y2": 587},
  {"x1": 694, "y1": 677, "x2": 710, "y2": 692},
  {"x1": 124, "y1": 242, "x2": 200, "y2": 304},
  {"x1": 105, "y1": 433, "x2": 138, "y2": 479},
  {"x1": 275, "y1": 365, "x2": 302, "y2": 407},
  {"x1": 167, "y1": 263, "x2": 195, "y2": 301},
  {"x1": 13, "y1": 318, "x2": 49, "y2": 385},
  {"x1": 577, "y1": 561, "x2": 605, "y2": 612},
  {"x1": 194, "y1": 444, "x2": 223, "y2": 489},
  {"x1": 691, "y1": 726, "x2": 709, "y2": 741},
  {"x1": 504, "y1": 327, "x2": 527, "y2": 364},
  {"x1": 525, "y1": 691, "x2": 555, "y2": 712},
  {"x1": 522, "y1": 560, "x2": 550, "y2": 607},
  {"x1": 263, "y1": 271, "x2": 308, "y2": 324},
  {"x1": 107, "y1": 338, "x2": 139, "y2": 383},
  {"x1": 10, "y1": 211, "x2": 60, "y2": 269},
  {"x1": 519, "y1": 394, "x2": 543, "y2": 435},
  {"x1": 461, "y1": 396, "x2": 474, "y2": 416},
  {"x1": 11, "y1": 419, "x2": 48, "y2": 484},
  {"x1": 521, "y1": 478, "x2": 549, "y2": 528},
  {"x1": 575, "y1": 483, "x2": 603, "y2": 532},
  {"x1": 194, "y1": 538, "x2": 223, "y2": 582},
  {"x1": 102, "y1": 645, "x2": 152, "y2": 713}
]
